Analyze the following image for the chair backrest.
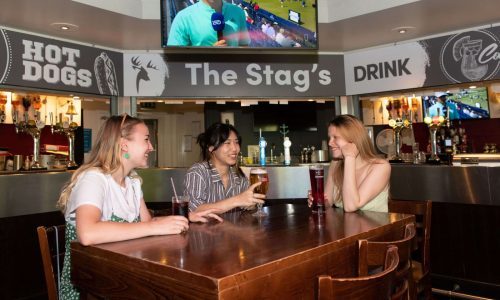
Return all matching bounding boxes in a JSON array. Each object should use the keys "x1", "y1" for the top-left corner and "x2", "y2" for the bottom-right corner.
[
  {"x1": 318, "y1": 245, "x2": 399, "y2": 300},
  {"x1": 358, "y1": 223, "x2": 416, "y2": 300},
  {"x1": 37, "y1": 225, "x2": 66, "y2": 300},
  {"x1": 388, "y1": 199, "x2": 432, "y2": 273}
]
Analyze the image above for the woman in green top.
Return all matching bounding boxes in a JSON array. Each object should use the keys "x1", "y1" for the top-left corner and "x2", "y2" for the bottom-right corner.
[
  {"x1": 57, "y1": 114, "x2": 221, "y2": 299},
  {"x1": 309, "y1": 115, "x2": 391, "y2": 213}
]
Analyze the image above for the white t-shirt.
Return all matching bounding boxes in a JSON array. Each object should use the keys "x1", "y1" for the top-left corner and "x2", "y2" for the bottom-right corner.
[{"x1": 65, "y1": 169, "x2": 143, "y2": 224}]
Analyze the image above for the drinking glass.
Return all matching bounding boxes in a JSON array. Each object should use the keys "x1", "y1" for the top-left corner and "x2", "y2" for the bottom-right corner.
[
  {"x1": 309, "y1": 165, "x2": 325, "y2": 213},
  {"x1": 250, "y1": 167, "x2": 269, "y2": 217},
  {"x1": 172, "y1": 195, "x2": 189, "y2": 219}
]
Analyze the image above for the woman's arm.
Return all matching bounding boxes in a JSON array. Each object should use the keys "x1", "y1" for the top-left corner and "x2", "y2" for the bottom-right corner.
[
  {"x1": 194, "y1": 182, "x2": 265, "y2": 214},
  {"x1": 139, "y1": 198, "x2": 152, "y2": 222},
  {"x1": 75, "y1": 204, "x2": 189, "y2": 246},
  {"x1": 324, "y1": 160, "x2": 337, "y2": 207}
]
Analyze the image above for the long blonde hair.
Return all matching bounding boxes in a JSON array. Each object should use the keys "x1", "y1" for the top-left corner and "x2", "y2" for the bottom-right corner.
[
  {"x1": 330, "y1": 114, "x2": 378, "y2": 204},
  {"x1": 57, "y1": 114, "x2": 144, "y2": 213}
]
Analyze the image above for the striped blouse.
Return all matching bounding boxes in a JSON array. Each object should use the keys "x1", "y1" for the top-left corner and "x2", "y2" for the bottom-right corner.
[{"x1": 183, "y1": 161, "x2": 249, "y2": 211}]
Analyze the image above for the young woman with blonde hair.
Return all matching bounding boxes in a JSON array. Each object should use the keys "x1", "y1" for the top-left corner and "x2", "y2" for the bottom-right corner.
[
  {"x1": 309, "y1": 114, "x2": 391, "y2": 212},
  {"x1": 58, "y1": 114, "x2": 219, "y2": 299}
]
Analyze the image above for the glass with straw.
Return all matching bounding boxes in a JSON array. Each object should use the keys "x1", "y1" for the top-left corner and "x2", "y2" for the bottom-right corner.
[{"x1": 171, "y1": 178, "x2": 189, "y2": 218}]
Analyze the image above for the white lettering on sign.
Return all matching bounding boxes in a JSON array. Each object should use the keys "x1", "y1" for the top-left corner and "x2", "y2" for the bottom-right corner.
[
  {"x1": 185, "y1": 62, "x2": 332, "y2": 92},
  {"x1": 21, "y1": 39, "x2": 91, "y2": 87},
  {"x1": 478, "y1": 43, "x2": 500, "y2": 64}
]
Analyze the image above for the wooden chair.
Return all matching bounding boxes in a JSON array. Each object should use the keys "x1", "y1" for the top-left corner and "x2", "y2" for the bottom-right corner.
[
  {"x1": 37, "y1": 225, "x2": 66, "y2": 300},
  {"x1": 359, "y1": 223, "x2": 416, "y2": 300},
  {"x1": 389, "y1": 199, "x2": 432, "y2": 299},
  {"x1": 318, "y1": 245, "x2": 400, "y2": 300}
]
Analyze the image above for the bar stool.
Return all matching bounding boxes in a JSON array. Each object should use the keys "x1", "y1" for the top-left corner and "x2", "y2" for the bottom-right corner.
[
  {"x1": 317, "y1": 245, "x2": 400, "y2": 300},
  {"x1": 37, "y1": 225, "x2": 66, "y2": 300},
  {"x1": 358, "y1": 223, "x2": 416, "y2": 300},
  {"x1": 389, "y1": 199, "x2": 432, "y2": 299}
]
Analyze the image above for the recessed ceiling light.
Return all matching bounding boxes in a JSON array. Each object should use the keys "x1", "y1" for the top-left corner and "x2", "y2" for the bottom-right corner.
[
  {"x1": 50, "y1": 22, "x2": 79, "y2": 32},
  {"x1": 391, "y1": 26, "x2": 415, "y2": 34},
  {"x1": 469, "y1": 85, "x2": 477, "y2": 89}
]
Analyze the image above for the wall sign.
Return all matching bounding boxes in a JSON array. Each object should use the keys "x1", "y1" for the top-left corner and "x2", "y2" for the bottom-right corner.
[
  {"x1": 0, "y1": 28, "x2": 123, "y2": 96},
  {"x1": 3, "y1": 25, "x2": 500, "y2": 98},
  {"x1": 123, "y1": 53, "x2": 346, "y2": 97},
  {"x1": 345, "y1": 26, "x2": 500, "y2": 95}
]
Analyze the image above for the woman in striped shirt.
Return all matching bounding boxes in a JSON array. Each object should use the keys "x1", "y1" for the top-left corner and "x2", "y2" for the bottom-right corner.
[{"x1": 184, "y1": 123, "x2": 265, "y2": 214}]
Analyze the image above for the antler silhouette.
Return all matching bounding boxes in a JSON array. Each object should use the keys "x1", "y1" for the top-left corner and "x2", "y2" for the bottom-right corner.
[{"x1": 146, "y1": 61, "x2": 158, "y2": 70}]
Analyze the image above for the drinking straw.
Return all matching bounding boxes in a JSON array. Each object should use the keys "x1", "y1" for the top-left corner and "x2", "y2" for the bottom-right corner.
[{"x1": 170, "y1": 177, "x2": 179, "y2": 201}]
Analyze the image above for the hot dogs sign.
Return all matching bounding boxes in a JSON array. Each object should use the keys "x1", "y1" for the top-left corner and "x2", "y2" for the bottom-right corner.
[{"x1": 0, "y1": 28, "x2": 122, "y2": 96}]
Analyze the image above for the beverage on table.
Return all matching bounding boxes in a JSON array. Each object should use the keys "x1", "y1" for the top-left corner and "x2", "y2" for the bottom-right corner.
[
  {"x1": 309, "y1": 165, "x2": 325, "y2": 213},
  {"x1": 250, "y1": 167, "x2": 269, "y2": 217}
]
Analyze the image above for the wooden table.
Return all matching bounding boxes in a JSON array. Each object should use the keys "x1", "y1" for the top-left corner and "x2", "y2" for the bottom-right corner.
[{"x1": 71, "y1": 204, "x2": 414, "y2": 299}]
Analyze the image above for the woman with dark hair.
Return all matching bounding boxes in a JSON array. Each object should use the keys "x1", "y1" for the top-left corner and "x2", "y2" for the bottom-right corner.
[
  {"x1": 183, "y1": 122, "x2": 265, "y2": 214},
  {"x1": 309, "y1": 115, "x2": 390, "y2": 212}
]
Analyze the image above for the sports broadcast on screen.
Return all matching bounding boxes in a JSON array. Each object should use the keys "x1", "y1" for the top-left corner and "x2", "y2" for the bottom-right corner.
[{"x1": 161, "y1": 0, "x2": 318, "y2": 49}]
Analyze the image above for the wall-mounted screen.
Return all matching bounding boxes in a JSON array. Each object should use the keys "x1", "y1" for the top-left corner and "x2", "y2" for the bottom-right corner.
[
  {"x1": 161, "y1": 0, "x2": 318, "y2": 49},
  {"x1": 253, "y1": 102, "x2": 317, "y2": 132},
  {"x1": 422, "y1": 87, "x2": 490, "y2": 120}
]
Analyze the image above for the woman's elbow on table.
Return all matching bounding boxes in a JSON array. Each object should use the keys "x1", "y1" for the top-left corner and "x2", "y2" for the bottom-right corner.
[
  {"x1": 342, "y1": 205, "x2": 359, "y2": 213},
  {"x1": 77, "y1": 232, "x2": 95, "y2": 246}
]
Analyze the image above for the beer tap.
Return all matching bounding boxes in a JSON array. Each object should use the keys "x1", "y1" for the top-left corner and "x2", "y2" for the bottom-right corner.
[
  {"x1": 51, "y1": 102, "x2": 79, "y2": 169},
  {"x1": 14, "y1": 106, "x2": 46, "y2": 170},
  {"x1": 258, "y1": 129, "x2": 267, "y2": 166}
]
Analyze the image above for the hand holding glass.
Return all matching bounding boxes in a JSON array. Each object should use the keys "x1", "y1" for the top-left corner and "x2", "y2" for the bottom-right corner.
[{"x1": 250, "y1": 167, "x2": 269, "y2": 217}]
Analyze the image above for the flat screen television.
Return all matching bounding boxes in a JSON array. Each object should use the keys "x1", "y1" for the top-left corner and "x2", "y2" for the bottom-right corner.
[
  {"x1": 160, "y1": 0, "x2": 318, "y2": 49},
  {"x1": 253, "y1": 102, "x2": 317, "y2": 132},
  {"x1": 422, "y1": 87, "x2": 490, "y2": 120}
]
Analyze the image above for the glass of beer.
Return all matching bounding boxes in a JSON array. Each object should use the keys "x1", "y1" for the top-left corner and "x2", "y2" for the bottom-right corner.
[
  {"x1": 250, "y1": 167, "x2": 269, "y2": 217},
  {"x1": 309, "y1": 165, "x2": 325, "y2": 213},
  {"x1": 172, "y1": 195, "x2": 189, "y2": 219}
]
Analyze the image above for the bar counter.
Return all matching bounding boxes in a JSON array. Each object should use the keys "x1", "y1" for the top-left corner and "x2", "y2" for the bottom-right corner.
[
  {"x1": 2, "y1": 163, "x2": 499, "y2": 218},
  {"x1": 71, "y1": 204, "x2": 414, "y2": 299}
]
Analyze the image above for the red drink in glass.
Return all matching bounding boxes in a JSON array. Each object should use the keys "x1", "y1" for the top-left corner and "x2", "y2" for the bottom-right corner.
[
  {"x1": 309, "y1": 165, "x2": 325, "y2": 213},
  {"x1": 172, "y1": 196, "x2": 189, "y2": 218}
]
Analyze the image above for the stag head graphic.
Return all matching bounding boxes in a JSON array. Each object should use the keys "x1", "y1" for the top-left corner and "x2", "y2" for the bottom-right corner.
[{"x1": 131, "y1": 56, "x2": 159, "y2": 93}]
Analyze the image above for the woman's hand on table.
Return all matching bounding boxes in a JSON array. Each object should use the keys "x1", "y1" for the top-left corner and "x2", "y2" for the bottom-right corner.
[
  {"x1": 150, "y1": 215, "x2": 189, "y2": 235},
  {"x1": 189, "y1": 208, "x2": 224, "y2": 223}
]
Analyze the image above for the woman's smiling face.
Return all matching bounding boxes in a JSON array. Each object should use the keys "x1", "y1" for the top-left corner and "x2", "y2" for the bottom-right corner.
[
  {"x1": 210, "y1": 130, "x2": 240, "y2": 167},
  {"x1": 328, "y1": 125, "x2": 348, "y2": 159}
]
